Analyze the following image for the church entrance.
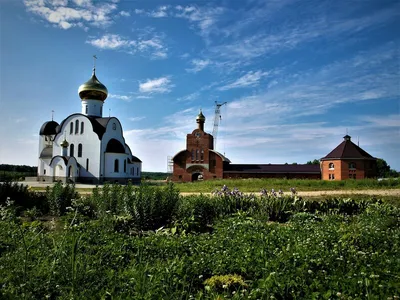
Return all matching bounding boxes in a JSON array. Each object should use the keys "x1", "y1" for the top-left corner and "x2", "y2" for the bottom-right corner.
[
  {"x1": 68, "y1": 166, "x2": 74, "y2": 182},
  {"x1": 191, "y1": 172, "x2": 203, "y2": 181}
]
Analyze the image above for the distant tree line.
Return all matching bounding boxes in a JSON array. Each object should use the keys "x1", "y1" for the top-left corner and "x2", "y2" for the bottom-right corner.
[{"x1": 0, "y1": 164, "x2": 37, "y2": 173}]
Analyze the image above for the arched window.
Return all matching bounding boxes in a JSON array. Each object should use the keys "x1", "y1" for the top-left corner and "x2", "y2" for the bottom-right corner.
[
  {"x1": 70, "y1": 122, "x2": 73, "y2": 134},
  {"x1": 85, "y1": 105, "x2": 88, "y2": 114},
  {"x1": 196, "y1": 149, "x2": 199, "y2": 161},
  {"x1": 114, "y1": 159, "x2": 119, "y2": 172},
  {"x1": 112, "y1": 123, "x2": 116, "y2": 130},
  {"x1": 124, "y1": 159, "x2": 127, "y2": 173},
  {"x1": 75, "y1": 120, "x2": 79, "y2": 134},
  {"x1": 349, "y1": 162, "x2": 356, "y2": 169},
  {"x1": 80, "y1": 122, "x2": 84, "y2": 134},
  {"x1": 86, "y1": 158, "x2": 89, "y2": 171},
  {"x1": 78, "y1": 144, "x2": 82, "y2": 157},
  {"x1": 201, "y1": 150, "x2": 204, "y2": 161},
  {"x1": 329, "y1": 163, "x2": 334, "y2": 170},
  {"x1": 191, "y1": 150, "x2": 195, "y2": 161},
  {"x1": 70, "y1": 144, "x2": 74, "y2": 157}
]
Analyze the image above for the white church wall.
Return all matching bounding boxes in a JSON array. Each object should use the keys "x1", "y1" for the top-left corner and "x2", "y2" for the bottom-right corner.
[
  {"x1": 104, "y1": 153, "x2": 128, "y2": 179},
  {"x1": 53, "y1": 115, "x2": 101, "y2": 178},
  {"x1": 100, "y1": 118, "x2": 126, "y2": 177}
]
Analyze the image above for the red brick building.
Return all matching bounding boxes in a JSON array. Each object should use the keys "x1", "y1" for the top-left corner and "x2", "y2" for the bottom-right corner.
[
  {"x1": 172, "y1": 112, "x2": 321, "y2": 182},
  {"x1": 320, "y1": 135, "x2": 377, "y2": 180},
  {"x1": 172, "y1": 111, "x2": 231, "y2": 182}
]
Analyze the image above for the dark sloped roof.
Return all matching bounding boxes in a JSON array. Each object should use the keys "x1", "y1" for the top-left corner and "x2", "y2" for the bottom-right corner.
[
  {"x1": 210, "y1": 149, "x2": 231, "y2": 163},
  {"x1": 224, "y1": 164, "x2": 321, "y2": 174},
  {"x1": 105, "y1": 138, "x2": 125, "y2": 153},
  {"x1": 55, "y1": 114, "x2": 114, "y2": 140},
  {"x1": 39, "y1": 147, "x2": 53, "y2": 159},
  {"x1": 39, "y1": 121, "x2": 59, "y2": 135},
  {"x1": 321, "y1": 136, "x2": 375, "y2": 160},
  {"x1": 131, "y1": 155, "x2": 142, "y2": 163}
]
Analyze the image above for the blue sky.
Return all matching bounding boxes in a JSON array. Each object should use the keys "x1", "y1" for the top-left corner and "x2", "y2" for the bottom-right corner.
[{"x1": 0, "y1": 0, "x2": 399, "y2": 172}]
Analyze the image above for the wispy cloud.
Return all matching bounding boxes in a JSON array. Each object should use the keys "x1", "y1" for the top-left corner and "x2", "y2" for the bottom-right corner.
[
  {"x1": 109, "y1": 93, "x2": 132, "y2": 101},
  {"x1": 139, "y1": 77, "x2": 174, "y2": 94},
  {"x1": 23, "y1": 0, "x2": 118, "y2": 29},
  {"x1": 218, "y1": 70, "x2": 270, "y2": 90},
  {"x1": 86, "y1": 33, "x2": 168, "y2": 59},
  {"x1": 129, "y1": 116, "x2": 146, "y2": 122},
  {"x1": 177, "y1": 92, "x2": 200, "y2": 102},
  {"x1": 186, "y1": 59, "x2": 211, "y2": 73}
]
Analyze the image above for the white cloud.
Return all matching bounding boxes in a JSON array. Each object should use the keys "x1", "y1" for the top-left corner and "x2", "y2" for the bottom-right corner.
[
  {"x1": 87, "y1": 34, "x2": 134, "y2": 49},
  {"x1": 86, "y1": 34, "x2": 168, "y2": 59},
  {"x1": 24, "y1": 0, "x2": 118, "y2": 29},
  {"x1": 218, "y1": 70, "x2": 270, "y2": 90},
  {"x1": 186, "y1": 59, "x2": 211, "y2": 73},
  {"x1": 119, "y1": 10, "x2": 130, "y2": 17},
  {"x1": 177, "y1": 92, "x2": 200, "y2": 102},
  {"x1": 139, "y1": 77, "x2": 174, "y2": 94},
  {"x1": 149, "y1": 6, "x2": 168, "y2": 18},
  {"x1": 135, "y1": 95, "x2": 152, "y2": 99},
  {"x1": 129, "y1": 116, "x2": 146, "y2": 122},
  {"x1": 109, "y1": 93, "x2": 132, "y2": 101}
]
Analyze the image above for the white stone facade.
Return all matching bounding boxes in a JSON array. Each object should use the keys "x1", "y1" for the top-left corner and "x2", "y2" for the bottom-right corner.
[{"x1": 37, "y1": 69, "x2": 141, "y2": 184}]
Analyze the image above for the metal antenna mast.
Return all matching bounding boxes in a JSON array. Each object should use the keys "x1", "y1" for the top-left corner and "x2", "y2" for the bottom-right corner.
[{"x1": 212, "y1": 101, "x2": 227, "y2": 149}]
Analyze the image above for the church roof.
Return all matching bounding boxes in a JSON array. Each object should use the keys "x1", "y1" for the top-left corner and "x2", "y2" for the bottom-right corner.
[
  {"x1": 39, "y1": 121, "x2": 59, "y2": 135},
  {"x1": 39, "y1": 146, "x2": 53, "y2": 158},
  {"x1": 56, "y1": 114, "x2": 114, "y2": 140},
  {"x1": 321, "y1": 135, "x2": 376, "y2": 160},
  {"x1": 131, "y1": 155, "x2": 142, "y2": 163},
  {"x1": 224, "y1": 164, "x2": 321, "y2": 174},
  {"x1": 209, "y1": 149, "x2": 231, "y2": 163}
]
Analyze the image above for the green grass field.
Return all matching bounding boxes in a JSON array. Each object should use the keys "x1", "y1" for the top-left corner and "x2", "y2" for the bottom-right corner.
[
  {"x1": 1, "y1": 182, "x2": 399, "y2": 299},
  {"x1": 172, "y1": 178, "x2": 400, "y2": 193}
]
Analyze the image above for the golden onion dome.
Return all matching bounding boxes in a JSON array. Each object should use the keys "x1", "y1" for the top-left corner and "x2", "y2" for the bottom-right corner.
[
  {"x1": 60, "y1": 138, "x2": 69, "y2": 148},
  {"x1": 196, "y1": 110, "x2": 206, "y2": 122},
  {"x1": 78, "y1": 69, "x2": 108, "y2": 101}
]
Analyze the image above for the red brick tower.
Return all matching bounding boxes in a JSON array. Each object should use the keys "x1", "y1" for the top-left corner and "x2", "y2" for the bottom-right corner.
[{"x1": 172, "y1": 110, "x2": 230, "y2": 182}]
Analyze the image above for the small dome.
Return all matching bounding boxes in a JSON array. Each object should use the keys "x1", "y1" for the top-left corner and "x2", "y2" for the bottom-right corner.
[
  {"x1": 78, "y1": 70, "x2": 108, "y2": 101},
  {"x1": 39, "y1": 121, "x2": 59, "y2": 135},
  {"x1": 196, "y1": 110, "x2": 205, "y2": 122},
  {"x1": 60, "y1": 139, "x2": 69, "y2": 148}
]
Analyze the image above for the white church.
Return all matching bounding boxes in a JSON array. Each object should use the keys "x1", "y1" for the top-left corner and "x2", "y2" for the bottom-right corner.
[{"x1": 37, "y1": 63, "x2": 142, "y2": 184}]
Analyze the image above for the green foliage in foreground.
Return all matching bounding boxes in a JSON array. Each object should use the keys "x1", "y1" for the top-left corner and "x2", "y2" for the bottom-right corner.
[
  {"x1": 0, "y1": 182, "x2": 399, "y2": 299},
  {"x1": 175, "y1": 178, "x2": 400, "y2": 193}
]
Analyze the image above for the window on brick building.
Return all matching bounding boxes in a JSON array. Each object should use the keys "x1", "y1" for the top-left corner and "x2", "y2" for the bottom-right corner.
[
  {"x1": 349, "y1": 162, "x2": 356, "y2": 169},
  {"x1": 196, "y1": 149, "x2": 199, "y2": 161},
  {"x1": 329, "y1": 173, "x2": 335, "y2": 180},
  {"x1": 191, "y1": 150, "x2": 195, "y2": 161},
  {"x1": 201, "y1": 150, "x2": 204, "y2": 161},
  {"x1": 329, "y1": 163, "x2": 334, "y2": 170}
]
